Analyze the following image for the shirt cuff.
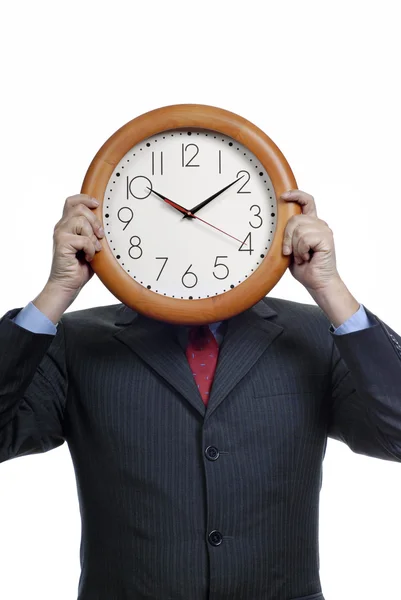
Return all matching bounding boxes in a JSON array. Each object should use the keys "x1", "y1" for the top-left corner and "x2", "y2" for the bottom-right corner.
[
  {"x1": 330, "y1": 303, "x2": 375, "y2": 335},
  {"x1": 12, "y1": 301, "x2": 58, "y2": 335}
]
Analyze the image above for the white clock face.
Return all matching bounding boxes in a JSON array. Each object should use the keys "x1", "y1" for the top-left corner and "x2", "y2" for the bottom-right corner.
[{"x1": 103, "y1": 128, "x2": 277, "y2": 300}]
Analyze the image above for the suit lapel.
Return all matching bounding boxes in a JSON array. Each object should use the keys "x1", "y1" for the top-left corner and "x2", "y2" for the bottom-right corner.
[
  {"x1": 204, "y1": 300, "x2": 283, "y2": 420},
  {"x1": 112, "y1": 299, "x2": 283, "y2": 419},
  {"x1": 113, "y1": 307, "x2": 207, "y2": 416}
]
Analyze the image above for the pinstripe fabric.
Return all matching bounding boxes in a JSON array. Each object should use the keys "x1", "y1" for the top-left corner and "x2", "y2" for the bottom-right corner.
[{"x1": 1, "y1": 296, "x2": 401, "y2": 600}]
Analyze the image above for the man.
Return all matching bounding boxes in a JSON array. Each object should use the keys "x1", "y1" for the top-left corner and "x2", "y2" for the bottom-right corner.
[{"x1": 1, "y1": 190, "x2": 401, "y2": 600}]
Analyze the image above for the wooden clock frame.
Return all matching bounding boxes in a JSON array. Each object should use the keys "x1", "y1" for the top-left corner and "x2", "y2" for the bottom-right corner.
[{"x1": 81, "y1": 104, "x2": 299, "y2": 325}]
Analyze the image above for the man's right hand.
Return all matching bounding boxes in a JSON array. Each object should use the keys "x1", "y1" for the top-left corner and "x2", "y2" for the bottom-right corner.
[
  {"x1": 49, "y1": 194, "x2": 104, "y2": 293},
  {"x1": 32, "y1": 194, "x2": 104, "y2": 325}
]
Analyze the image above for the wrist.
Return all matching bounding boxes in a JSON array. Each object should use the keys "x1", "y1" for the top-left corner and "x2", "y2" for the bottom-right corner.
[
  {"x1": 306, "y1": 277, "x2": 360, "y2": 328},
  {"x1": 32, "y1": 281, "x2": 78, "y2": 325}
]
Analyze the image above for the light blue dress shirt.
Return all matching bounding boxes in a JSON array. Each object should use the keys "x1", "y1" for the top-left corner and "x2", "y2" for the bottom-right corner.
[{"x1": 12, "y1": 301, "x2": 374, "y2": 342}]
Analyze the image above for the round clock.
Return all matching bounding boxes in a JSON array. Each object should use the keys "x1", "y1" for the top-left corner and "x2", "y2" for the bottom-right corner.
[{"x1": 81, "y1": 104, "x2": 299, "y2": 325}]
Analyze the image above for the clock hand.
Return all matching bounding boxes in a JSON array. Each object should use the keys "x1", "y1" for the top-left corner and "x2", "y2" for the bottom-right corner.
[
  {"x1": 147, "y1": 187, "x2": 248, "y2": 246},
  {"x1": 182, "y1": 175, "x2": 245, "y2": 219},
  {"x1": 187, "y1": 212, "x2": 248, "y2": 246},
  {"x1": 147, "y1": 187, "x2": 190, "y2": 215}
]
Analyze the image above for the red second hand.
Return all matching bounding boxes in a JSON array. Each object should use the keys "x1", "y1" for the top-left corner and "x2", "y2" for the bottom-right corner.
[{"x1": 163, "y1": 197, "x2": 247, "y2": 246}]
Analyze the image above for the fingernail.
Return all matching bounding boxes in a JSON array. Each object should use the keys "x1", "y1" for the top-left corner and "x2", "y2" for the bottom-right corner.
[
  {"x1": 95, "y1": 240, "x2": 102, "y2": 250},
  {"x1": 281, "y1": 191, "x2": 291, "y2": 198},
  {"x1": 98, "y1": 227, "x2": 105, "y2": 236},
  {"x1": 92, "y1": 199, "x2": 100, "y2": 206},
  {"x1": 283, "y1": 246, "x2": 291, "y2": 254}
]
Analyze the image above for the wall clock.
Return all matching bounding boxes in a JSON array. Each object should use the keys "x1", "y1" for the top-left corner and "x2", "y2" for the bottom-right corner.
[{"x1": 81, "y1": 104, "x2": 299, "y2": 325}]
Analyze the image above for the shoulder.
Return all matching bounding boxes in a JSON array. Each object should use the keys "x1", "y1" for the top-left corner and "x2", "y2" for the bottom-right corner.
[
  {"x1": 60, "y1": 302, "x2": 131, "y2": 332},
  {"x1": 60, "y1": 297, "x2": 331, "y2": 333},
  {"x1": 262, "y1": 295, "x2": 331, "y2": 329}
]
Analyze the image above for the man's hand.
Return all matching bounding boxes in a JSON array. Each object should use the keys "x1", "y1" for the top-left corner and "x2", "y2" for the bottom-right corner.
[
  {"x1": 280, "y1": 189, "x2": 360, "y2": 327},
  {"x1": 280, "y1": 189, "x2": 339, "y2": 291}
]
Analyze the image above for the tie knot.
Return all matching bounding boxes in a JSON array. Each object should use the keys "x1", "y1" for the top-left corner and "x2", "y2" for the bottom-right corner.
[{"x1": 188, "y1": 325, "x2": 209, "y2": 348}]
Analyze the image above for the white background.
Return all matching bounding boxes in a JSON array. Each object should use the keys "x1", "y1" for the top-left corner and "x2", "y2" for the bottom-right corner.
[{"x1": 0, "y1": 1, "x2": 400, "y2": 598}]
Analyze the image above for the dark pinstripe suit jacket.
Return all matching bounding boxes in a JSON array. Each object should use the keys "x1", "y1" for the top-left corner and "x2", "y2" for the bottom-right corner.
[{"x1": 1, "y1": 296, "x2": 401, "y2": 600}]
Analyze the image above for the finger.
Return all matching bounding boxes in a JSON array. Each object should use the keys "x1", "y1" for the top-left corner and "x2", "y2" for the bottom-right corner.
[
  {"x1": 58, "y1": 232, "x2": 99, "y2": 262},
  {"x1": 293, "y1": 230, "x2": 325, "y2": 263},
  {"x1": 282, "y1": 215, "x2": 315, "y2": 255},
  {"x1": 61, "y1": 215, "x2": 103, "y2": 254},
  {"x1": 280, "y1": 190, "x2": 317, "y2": 217},
  {"x1": 63, "y1": 194, "x2": 100, "y2": 216},
  {"x1": 293, "y1": 229, "x2": 313, "y2": 262},
  {"x1": 292, "y1": 219, "x2": 332, "y2": 261},
  {"x1": 64, "y1": 202, "x2": 104, "y2": 238},
  {"x1": 72, "y1": 234, "x2": 99, "y2": 262}
]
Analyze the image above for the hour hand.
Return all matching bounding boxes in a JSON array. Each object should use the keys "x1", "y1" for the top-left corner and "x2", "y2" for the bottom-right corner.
[
  {"x1": 147, "y1": 187, "x2": 190, "y2": 216},
  {"x1": 183, "y1": 175, "x2": 245, "y2": 219}
]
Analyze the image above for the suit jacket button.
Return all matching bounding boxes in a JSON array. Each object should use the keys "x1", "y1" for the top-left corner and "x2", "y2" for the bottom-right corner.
[
  {"x1": 205, "y1": 445, "x2": 220, "y2": 461},
  {"x1": 208, "y1": 530, "x2": 223, "y2": 546}
]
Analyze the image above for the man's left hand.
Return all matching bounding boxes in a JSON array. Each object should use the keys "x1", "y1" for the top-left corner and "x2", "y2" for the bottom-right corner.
[{"x1": 280, "y1": 189, "x2": 339, "y2": 292}]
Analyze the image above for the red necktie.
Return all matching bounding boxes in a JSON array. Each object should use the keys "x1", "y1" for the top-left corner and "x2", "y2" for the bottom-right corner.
[{"x1": 186, "y1": 325, "x2": 219, "y2": 405}]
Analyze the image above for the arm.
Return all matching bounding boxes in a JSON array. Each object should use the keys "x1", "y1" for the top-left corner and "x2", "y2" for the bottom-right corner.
[
  {"x1": 278, "y1": 188, "x2": 401, "y2": 460},
  {"x1": 0, "y1": 293, "x2": 69, "y2": 463},
  {"x1": 308, "y1": 279, "x2": 401, "y2": 461},
  {"x1": 0, "y1": 193, "x2": 104, "y2": 463},
  {"x1": 327, "y1": 304, "x2": 401, "y2": 461}
]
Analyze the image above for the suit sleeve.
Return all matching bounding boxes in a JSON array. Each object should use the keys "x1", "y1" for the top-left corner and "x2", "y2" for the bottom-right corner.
[
  {"x1": 0, "y1": 307, "x2": 68, "y2": 463},
  {"x1": 327, "y1": 305, "x2": 401, "y2": 462}
]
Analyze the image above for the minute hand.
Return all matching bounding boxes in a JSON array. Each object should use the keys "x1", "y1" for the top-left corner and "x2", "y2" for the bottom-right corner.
[{"x1": 184, "y1": 175, "x2": 244, "y2": 218}]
